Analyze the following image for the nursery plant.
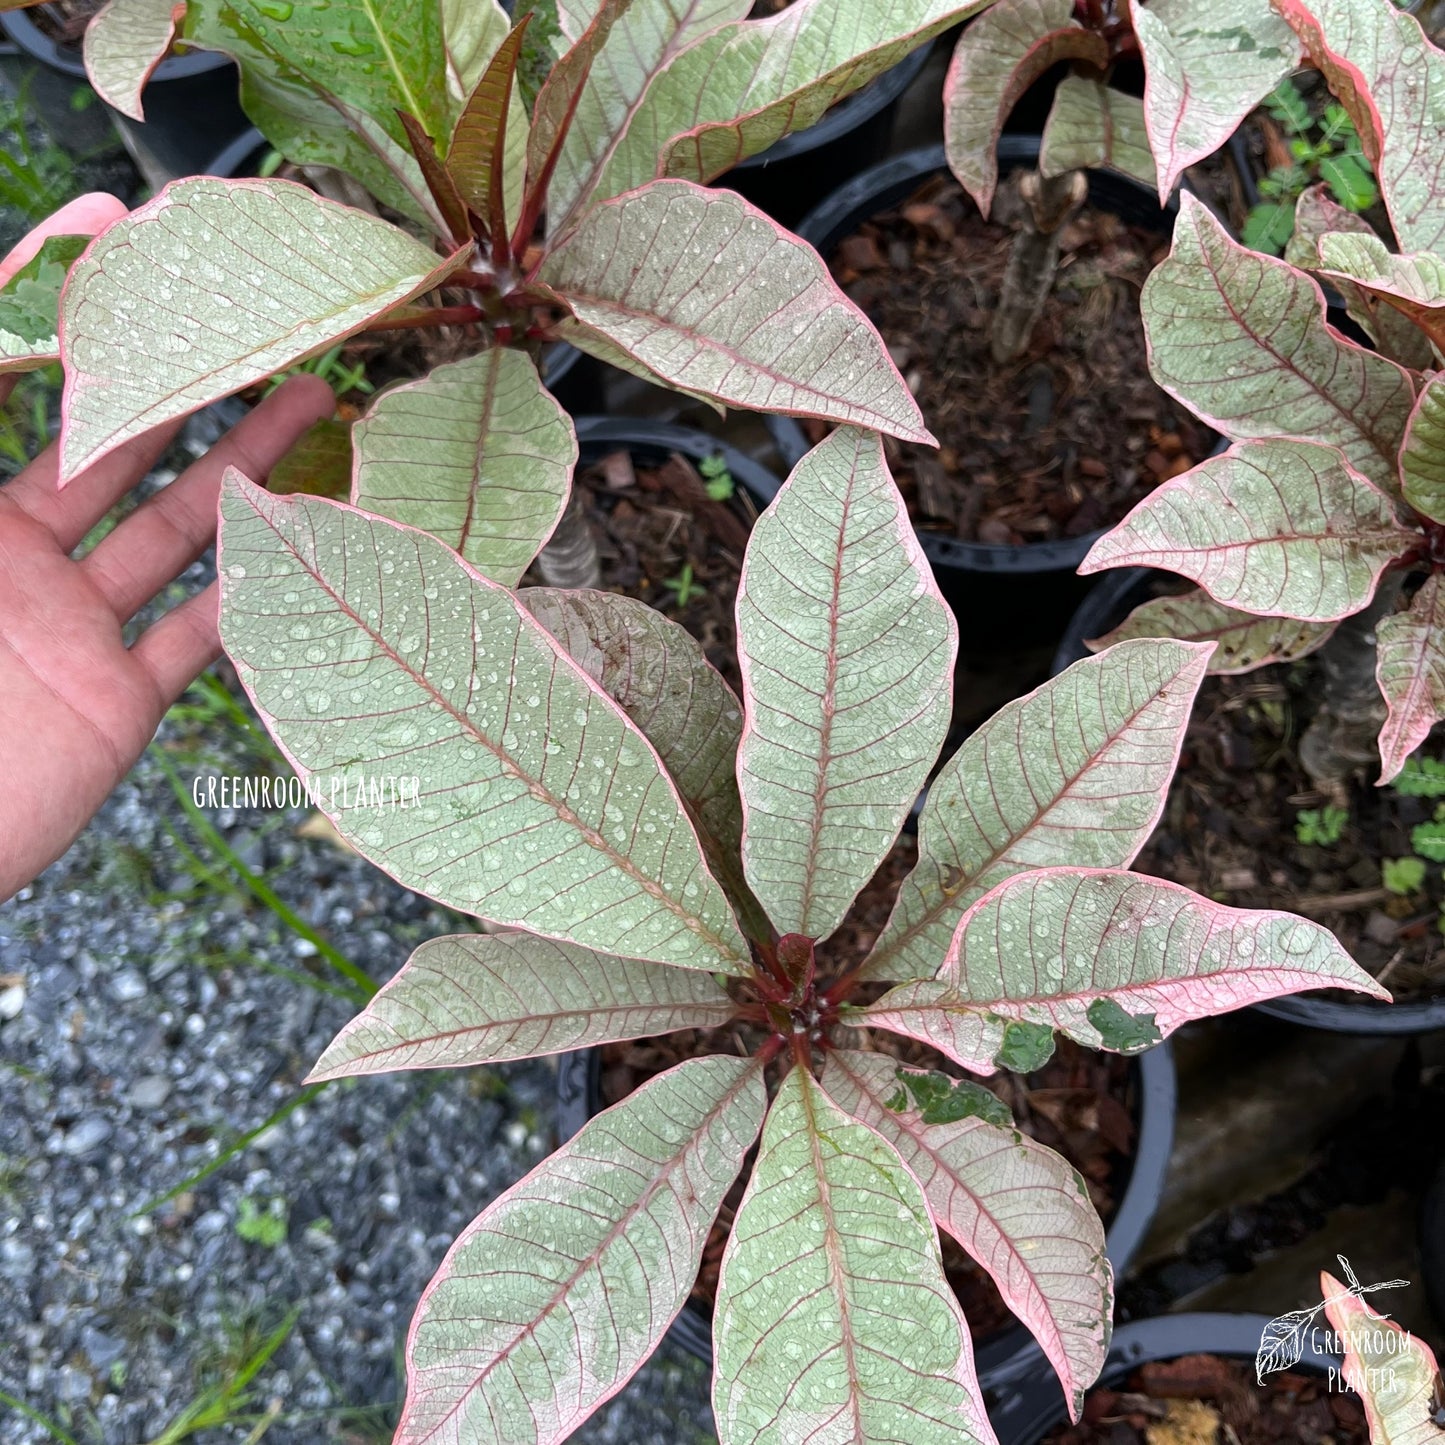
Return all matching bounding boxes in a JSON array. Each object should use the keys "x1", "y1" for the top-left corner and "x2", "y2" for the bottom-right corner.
[
  {"x1": 940, "y1": 0, "x2": 1302, "y2": 363},
  {"x1": 1080, "y1": 0, "x2": 1445, "y2": 788},
  {"x1": 212, "y1": 418, "x2": 1384, "y2": 1444},
  {"x1": 0, "y1": 0, "x2": 1029, "y2": 527}
]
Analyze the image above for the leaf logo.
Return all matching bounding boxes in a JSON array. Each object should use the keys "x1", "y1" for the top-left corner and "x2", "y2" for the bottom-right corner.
[{"x1": 1256, "y1": 1256, "x2": 1410, "y2": 1385}]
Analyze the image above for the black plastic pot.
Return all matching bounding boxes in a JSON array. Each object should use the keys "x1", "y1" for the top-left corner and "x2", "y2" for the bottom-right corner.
[
  {"x1": 987, "y1": 1312, "x2": 1340, "y2": 1445},
  {"x1": 200, "y1": 129, "x2": 594, "y2": 411},
  {"x1": 769, "y1": 138, "x2": 1184, "y2": 649},
  {"x1": 556, "y1": 1038, "x2": 1176, "y2": 1371},
  {"x1": 1054, "y1": 570, "x2": 1445, "y2": 1035},
  {"x1": 572, "y1": 415, "x2": 783, "y2": 507},
  {"x1": 1420, "y1": 1154, "x2": 1445, "y2": 1328},
  {"x1": 717, "y1": 42, "x2": 933, "y2": 228},
  {"x1": 1, "y1": 7, "x2": 249, "y2": 181}
]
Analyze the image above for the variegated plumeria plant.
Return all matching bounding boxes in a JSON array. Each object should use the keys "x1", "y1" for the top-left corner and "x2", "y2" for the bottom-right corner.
[
  {"x1": 215, "y1": 422, "x2": 1383, "y2": 1445},
  {"x1": 2, "y1": 0, "x2": 1017, "y2": 521},
  {"x1": 1078, "y1": 0, "x2": 1445, "y2": 788},
  {"x1": 940, "y1": 0, "x2": 1302, "y2": 361}
]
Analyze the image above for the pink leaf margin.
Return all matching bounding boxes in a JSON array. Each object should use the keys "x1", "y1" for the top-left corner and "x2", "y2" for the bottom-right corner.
[
  {"x1": 56, "y1": 177, "x2": 470, "y2": 486},
  {"x1": 937, "y1": 865, "x2": 1392, "y2": 1030},
  {"x1": 943, "y1": 17, "x2": 1110, "y2": 218},
  {"x1": 83, "y1": 0, "x2": 185, "y2": 122},
  {"x1": 1376, "y1": 575, "x2": 1445, "y2": 785},
  {"x1": 215, "y1": 470, "x2": 749, "y2": 973},
  {"x1": 732, "y1": 426, "x2": 959, "y2": 936}
]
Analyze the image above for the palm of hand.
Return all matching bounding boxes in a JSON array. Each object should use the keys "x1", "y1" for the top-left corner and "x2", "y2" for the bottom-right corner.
[{"x1": 0, "y1": 377, "x2": 334, "y2": 900}]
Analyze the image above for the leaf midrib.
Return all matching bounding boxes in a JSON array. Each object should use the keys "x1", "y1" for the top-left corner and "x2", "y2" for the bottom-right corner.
[
  {"x1": 415, "y1": 1058, "x2": 759, "y2": 1435},
  {"x1": 243, "y1": 494, "x2": 746, "y2": 971}
]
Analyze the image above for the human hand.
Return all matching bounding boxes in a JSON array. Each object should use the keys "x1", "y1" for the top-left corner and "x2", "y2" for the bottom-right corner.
[{"x1": 0, "y1": 374, "x2": 335, "y2": 902}]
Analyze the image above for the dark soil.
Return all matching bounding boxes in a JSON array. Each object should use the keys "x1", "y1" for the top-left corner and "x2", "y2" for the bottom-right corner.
[
  {"x1": 598, "y1": 835, "x2": 1139, "y2": 1345},
  {"x1": 555, "y1": 449, "x2": 758, "y2": 695},
  {"x1": 1135, "y1": 667, "x2": 1445, "y2": 1004},
  {"x1": 1043, "y1": 1355, "x2": 1369, "y2": 1445},
  {"x1": 817, "y1": 173, "x2": 1211, "y2": 545}
]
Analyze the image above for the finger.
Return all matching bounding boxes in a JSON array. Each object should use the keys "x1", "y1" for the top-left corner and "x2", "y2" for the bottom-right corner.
[
  {"x1": 130, "y1": 582, "x2": 221, "y2": 708},
  {"x1": 0, "y1": 192, "x2": 128, "y2": 286},
  {"x1": 3, "y1": 421, "x2": 183, "y2": 554},
  {"x1": 81, "y1": 375, "x2": 335, "y2": 621}
]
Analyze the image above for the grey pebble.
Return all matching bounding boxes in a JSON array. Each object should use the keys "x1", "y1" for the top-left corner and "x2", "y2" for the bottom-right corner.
[
  {"x1": 61, "y1": 1118, "x2": 112, "y2": 1157},
  {"x1": 126, "y1": 1075, "x2": 171, "y2": 1110}
]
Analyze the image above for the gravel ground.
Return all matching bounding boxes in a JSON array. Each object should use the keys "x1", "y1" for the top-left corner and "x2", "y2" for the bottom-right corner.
[{"x1": 0, "y1": 419, "x2": 715, "y2": 1444}]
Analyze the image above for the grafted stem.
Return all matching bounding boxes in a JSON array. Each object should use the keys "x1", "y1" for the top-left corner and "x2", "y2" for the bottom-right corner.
[
  {"x1": 990, "y1": 168, "x2": 1088, "y2": 365},
  {"x1": 1299, "y1": 572, "x2": 1405, "y2": 794},
  {"x1": 534, "y1": 490, "x2": 601, "y2": 589}
]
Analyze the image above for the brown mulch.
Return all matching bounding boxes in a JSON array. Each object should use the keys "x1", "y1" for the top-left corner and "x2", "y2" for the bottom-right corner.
[
  {"x1": 1135, "y1": 668, "x2": 1445, "y2": 1004},
  {"x1": 816, "y1": 173, "x2": 1211, "y2": 545},
  {"x1": 1044, "y1": 1355, "x2": 1369, "y2": 1445}
]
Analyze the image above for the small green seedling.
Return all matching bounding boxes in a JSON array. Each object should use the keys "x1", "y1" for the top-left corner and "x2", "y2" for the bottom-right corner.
[
  {"x1": 1410, "y1": 817, "x2": 1445, "y2": 863},
  {"x1": 1393, "y1": 758, "x2": 1445, "y2": 798},
  {"x1": 1296, "y1": 805, "x2": 1349, "y2": 846},
  {"x1": 700, "y1": 453, "x2": 736, "y2": 502},
  {"x1": 1382, "y1": 856, "x2": 1427, "y2": 895},
  {"x1": 1242, "y1": 79, "x2": 1377, "y2": 255},
  {"x1": 235, "y1": 1195, "x2": 288, "y2": 1248},
  {"x1": 663, "y1": 563, "x2": 704, "y2": 607}
]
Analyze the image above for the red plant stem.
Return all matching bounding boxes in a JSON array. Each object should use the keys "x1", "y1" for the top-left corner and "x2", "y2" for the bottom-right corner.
[
  {"x1": 820, "y1": 968, "x2": 861, "y2": 1008},
  {"x1": 364, "y1": 304, "x2": 485, "y2": 333},
  {"x1": 790, "y1": 1030, "x2": 813, "y2": 1075},
  {"x1": 757, "y1": 1034, "x2": 788, "y2": 1068}
]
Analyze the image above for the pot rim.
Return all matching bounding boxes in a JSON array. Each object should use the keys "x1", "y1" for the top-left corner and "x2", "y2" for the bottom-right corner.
[
  {"x1": 766, "y1": 137, "x2": 1184, "y2": 575},
  {"x1": 989, "y1": 1311, "x2": 1342, "y2": 1445},
  {"x1": 1, "y1": 6, "x2": 232, "y2": 82}
]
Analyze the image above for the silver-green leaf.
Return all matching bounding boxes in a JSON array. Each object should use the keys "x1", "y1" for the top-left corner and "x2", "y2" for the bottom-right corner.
[
  {"x1": 1039, "y1": 76, "x2": 1156, "y2": 191},
  {"x1": 866, "y1": 868, "x2": 1389, "y2": 1072},
  {"x1": 1089, "y1": 590, "x2": 1337, "y2": 674},
  {"x1": 217, "y1": 475, "x2": 752, "y2": 975},
  {"x1": 735, "y1": 427, "x2": 957, "y2": 941},
  {"x1": 541, "y1": 181, "x2": 933, "y2": 442},
  {"x1": 59, "y1": 179, "x2": 463, "y2": 483},
  {"x1": 712, "y1": 1065, "x2": 996, "y2": 1445},
  {"x1": 351, "y1": 349, "x2": 576, "y2": 587},
  {"x1": 865, "y1": 639, "x2": 1212, "y2": 982},
  {"x1": 308, "y1": 930, "x2": 736, "y2": 1079},
  {"x1": 1141, "y1": 193, "x2": 1416, "y2": 493},
  {"x1": 822, "y1": 1049, "x2": 1111, "y2": 1423},
  {"x1": 522, "y1": 586, "x2": 769, "y2": 942},
  {"x1": 1130, "y1": 0, "x2": 1298, "y2": 202},
  {"x1": 399, "y1": 1055, "x2": 765, "y2": 1445},
  {"x1": 1080, "y1": 439, "x2": 1416, "y2": 623}
]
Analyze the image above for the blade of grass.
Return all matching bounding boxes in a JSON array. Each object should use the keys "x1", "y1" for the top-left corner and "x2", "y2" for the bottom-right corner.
[
  {"x1": 130, "y1": 1083, "x2": 334, "y2": 1218},
  {"x1": 147, "y1": 1306, "x2": 301, "y2": 1445},
  {"x1": 0, "y1": 1388, "x2": 79, "y2": 1445},
  {"x1": 149, "y1": 747, "x2": 376, "y2": 999}
]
